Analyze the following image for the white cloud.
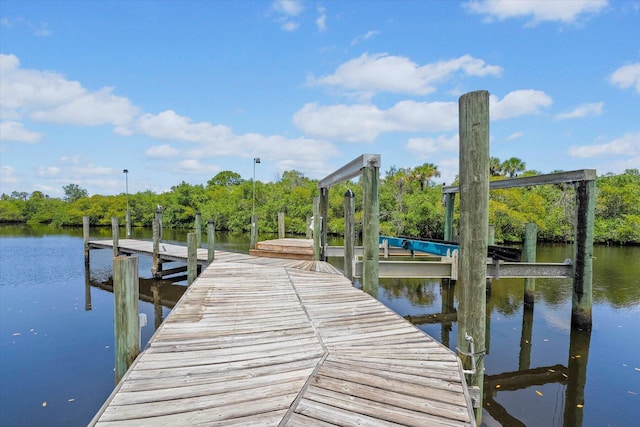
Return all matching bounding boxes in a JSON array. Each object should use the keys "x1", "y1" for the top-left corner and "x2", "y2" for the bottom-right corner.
[
  {"x1": 568, "y1": 132, "x2": 640, "y2": 158},
  {"x1": 610, "y1": 62, "x2": 640, "y2": 93},
  {"x1": 490, "y1": 90, "x2": 553, "y2": 119},
  {"x1": 175, "y1": 159, "x2": 220, "y2": 174},
  {"x1": 272, "y1": 0, "x2": 302, "y2": 16},
  {"x1": 316, "y1": 6, "x2": 327, "y2": 31},
  {"x1": 271, "y1": 0, "x2": 302, "y2": 31},
  {"x1": 406, "y1": 134, "x2": 459, "y2": 157},
  {"x1": 506, "y1": 131, "x2": 524, "y2": 141},
  {"x1": 311, "y1": 53, "x2": 503, "y2": 97},
  {"x1": 351, "y1": 30, "x2": 379, "y2": 46},
  {"x1": 0, "y1": 17, "x2": 51, "y2": 36},
  {"x1": 145, "y1": 144, "x2": 180, "y2": 159},
  {"x1": 555, "y1": 102, "x2": 603, "y2": 120},
  {"x1": 0, "y1": 121, "x2": 42, "y2": 143},
  {"x1": 464, "y1": 0, "x2": 609, "y2": 26},
  {"x1": 0, "y1": 54, "x2": 139, "y2": 127},
  {"x1": 293, "y1": 101, "x2": 458, "y2": 142},
  {"x1": 0, "y1": 166, "x2": 18, "y2": 184}
]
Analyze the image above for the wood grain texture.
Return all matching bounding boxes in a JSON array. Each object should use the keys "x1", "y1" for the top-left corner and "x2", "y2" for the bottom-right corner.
[{"x1": 90, "y1": 239, "x2": 475, "y2": 426}]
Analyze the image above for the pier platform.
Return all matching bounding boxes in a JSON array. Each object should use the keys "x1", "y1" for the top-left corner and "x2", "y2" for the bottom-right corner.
[{"x1": 89, "y1": 239, "x2": 475, "y2": 426}]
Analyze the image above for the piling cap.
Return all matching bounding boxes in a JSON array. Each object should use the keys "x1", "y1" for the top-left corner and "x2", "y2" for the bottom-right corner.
[{"x1": 344, "y1": 189, "x2": 355, "y2": 197}]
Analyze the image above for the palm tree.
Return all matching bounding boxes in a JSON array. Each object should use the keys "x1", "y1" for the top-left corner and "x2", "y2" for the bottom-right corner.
[
  {"x1": 501, "y1": 157, "x2": 526, "y2": 177},
  {"x1": 490, "y1": 157, "x2": 502, "y2": 176},
  {"x1": 411, "y1": 163, "x2": 441, "y2": 190}
]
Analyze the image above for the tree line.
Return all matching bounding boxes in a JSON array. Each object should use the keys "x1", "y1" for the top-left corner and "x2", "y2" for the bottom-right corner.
[{"x1": 1, "y1": 160, "x2": 638, "y2": 245}]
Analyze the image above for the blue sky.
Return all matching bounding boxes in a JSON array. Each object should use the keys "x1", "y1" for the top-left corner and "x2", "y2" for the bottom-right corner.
[{"x1": 1, "y1": 0, "x2": 638, "y2": 197}]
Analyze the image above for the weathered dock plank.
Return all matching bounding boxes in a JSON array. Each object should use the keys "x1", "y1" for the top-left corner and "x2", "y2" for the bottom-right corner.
[{"x1": 89, "y1": 240, "x2": 475, "y2": 426}]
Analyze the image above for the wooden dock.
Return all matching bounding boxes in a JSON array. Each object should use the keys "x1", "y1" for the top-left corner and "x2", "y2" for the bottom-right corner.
[{"x1": 89, "y1": 239, "x2": 475, "y2": 426}]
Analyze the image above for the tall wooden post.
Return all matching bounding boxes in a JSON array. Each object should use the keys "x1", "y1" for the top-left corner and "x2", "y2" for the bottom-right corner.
[
  {"x1": 312, "y1": 196, "x2": 321, "y2": 261},
  {"x1": 152, "y1": 219, "x2": 162, "y2": 278},
  {"x1": 207, "y1": 220, "x2": 215, "y2": 263},
  {"x1": 456, "y1": 90, "x2": 489, "y2": 424},
  {"x1": 278, "y1": 212, "x2": 285, "y2": 239},
  {"x1": 362, "y1": 163, "x2": 379, "y2": 298},
  {"x1": 195, "y1": 211, "x2": 202, "y2": 248},
  {"x1": 83, "y1": 216, "x2": 90, "y2": 265},
  {"x1": 187, "y1": 232, "x2": 197, "y2": 285},
  {"x1": 155, "y1": 208, "x2": 163, "y2": 241},
  {"x1": 344, "y1": 189, "x2": 355, "y2": 282},
  {"x1": 111, "y1": 217, "x2": 120, "y2": 258},
  {"x1": 572, "y1": 180, "x2": 595, "y2": 330},
  {"x1": 523, "y1": 222, "x2": 537, "y2": 307},
  {"x1": 250, "y1": 215, "x2": 258, "y2": 250},
  {"x1": 319, "y1": 188, "x2": 329, "y2": 260},
  {"x1": 306, "y1": 216, "x2": 312, "y2": 239},
  {"x1": 487, "y1": 224, "x2": 495, "y2": 246},
  {"x1": 444, "y1": 193, "x2": 455, "y2": 242},
  {"x1": 113, "y1": 255, "x2": 139, "y2": 383}
]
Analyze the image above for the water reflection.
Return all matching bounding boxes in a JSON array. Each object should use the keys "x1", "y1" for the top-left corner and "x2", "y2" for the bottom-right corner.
[{"x1": 84, "y1": 264, "x2": 186, "y2": 331}]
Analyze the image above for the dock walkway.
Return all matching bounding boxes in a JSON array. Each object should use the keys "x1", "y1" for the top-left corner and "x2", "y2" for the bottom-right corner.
[{"x1": 89, "y1": 239, "x2": 475, "y2": 426}]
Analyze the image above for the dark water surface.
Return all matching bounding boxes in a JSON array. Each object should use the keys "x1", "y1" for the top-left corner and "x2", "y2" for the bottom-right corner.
[{"x1": 0, "y1": 225, "x2": 638, "y2": 426}]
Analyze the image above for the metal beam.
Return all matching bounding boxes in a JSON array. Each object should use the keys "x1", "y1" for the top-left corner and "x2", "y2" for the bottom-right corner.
[
  {"x1": 354, "y1": 260, "x2": 572, "y2": 279},
  {"x1": 318, "y1": 154, "x2": 381, "y2": 189},
  {"x1": 442, "y1": 169, "x2": 596, "y2": 194}
]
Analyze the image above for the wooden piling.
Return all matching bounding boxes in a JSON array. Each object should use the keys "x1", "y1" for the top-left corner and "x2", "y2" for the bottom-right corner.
[
  {"x1": 152, "y1": 219, "x2": 162, "y2": 278},
  {"x1": 113, "y1": 255, "x2": 139, "y2": 383},
  {"x1": 456, "y1": 90, "x2": 489, "y2": 424},
  {"x1": 111, "y1": 217, "x2": 119, "y2": 258},
  {"x1": 362, "y1": 163, "x2": 379, "y2": 298},
  {"x1": 207, "y1": 220, "x2": 215, "y2": 263},
  {"x1": 312, "y1": 196, "x2": 321, "y2": 261},
  {"x1": 187, "y1": 233, "x2": 197, "y2": 285},
  {"x1": 278, "y1": 212, "x2": 285, "y2": 239},
  {"x1": 320, "y1": 188, "x2": 329, "y2": 261},
  {"x1": 83, "y1": 216, "x2": 90, "y2": 264},
  {"x1": 444, "y1": 193, "x2": 455, "y2": 242},
  {"x1": 487, "y1": 224, "x2": 495, "y2": 246},
  {"x1": 195, "y1": 211, "x2": 202, "y2": 248},
  {"x1": 524, "y1": 223, "x2": 537, "y2": 307},
  {"x1": 572, "y1": 180, "x2": 595, "y2": 330},
  {"x1": 155, "y1": 208, "x2": 163, "y2": 241},
  {"x1": 344, "y1": 189, "x2": 355, "y2": 282}
]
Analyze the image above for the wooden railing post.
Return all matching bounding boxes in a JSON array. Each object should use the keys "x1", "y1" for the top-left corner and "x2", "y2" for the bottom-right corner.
[
  {"x1": 320, "y1": 188, "x2": 329, "y2": 261},
  {"x1": 572, "y1": 179, "x2": 595, "y2": 330},
  {"x1": 278, "y1": 212, "x2": 285, "y2": 239},
  {"x1": 195, "y1": 211, "x2": 202, "y2": 248},
  {"x1": 444, "y1": 193, "x2": 455, "y2": 242},
  {"x1": 83, "y1": 216, "x2": 90, "y2": 265},
  {"x1": 207, "y1": 220, "x2": 215, "y2": 263},
  {"x1": 111, "y1": 217, "x2": 119, "y2": 258},
  {"x1": 344, "y1": 189, "x2": 355, "y2": 282},
  {"x1": 362, "y1": 163, "x2": 379, "y2": 298},
  {"x1": 456, "y1": 90, "x2": 489, "y2": 424},
  {"x1": 312, "y1": 196, "x2": 321, "y2": 261},
  {"x1": 306, "y1": 216, "x2": 312, "y2": 239},
  {"x1": 524, "y1": 222, "x2": 537, "y2": 307},
  {"x1": 113, "y1": 255, "x2": 139, "y2": 383},
  {"x1": 152, "y1": 219, "x2": 162, "y2": 278},
  {"x1": 187, "y1": 233, "x2": 197, "y2": 285}
]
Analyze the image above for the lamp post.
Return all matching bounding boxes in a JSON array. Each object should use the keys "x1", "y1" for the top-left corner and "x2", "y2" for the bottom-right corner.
[
  {"x1": 123, "y1": 169, "x2": 130, "y2": 238},
  {"x1": 251, "y1": 158, "x2": 260, "y2": 249}
]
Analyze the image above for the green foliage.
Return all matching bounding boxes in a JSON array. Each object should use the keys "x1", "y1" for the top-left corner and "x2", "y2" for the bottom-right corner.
[{"x1": 1, "y1": 166, "x2": 638, "y2": 245}]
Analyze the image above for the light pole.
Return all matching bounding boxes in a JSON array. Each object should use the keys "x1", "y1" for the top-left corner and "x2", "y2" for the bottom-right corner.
[
  {"x1": 123, "y1": 169, "x2": 130, "y2": 238},
  {"x1": 251, "y1": 158, "x2": 260, "y2": 249}
]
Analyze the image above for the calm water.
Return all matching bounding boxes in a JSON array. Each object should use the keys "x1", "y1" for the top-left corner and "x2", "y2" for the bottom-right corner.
[{"x1": 0, "y1": 225, "x2": 638, "y2": 426}]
